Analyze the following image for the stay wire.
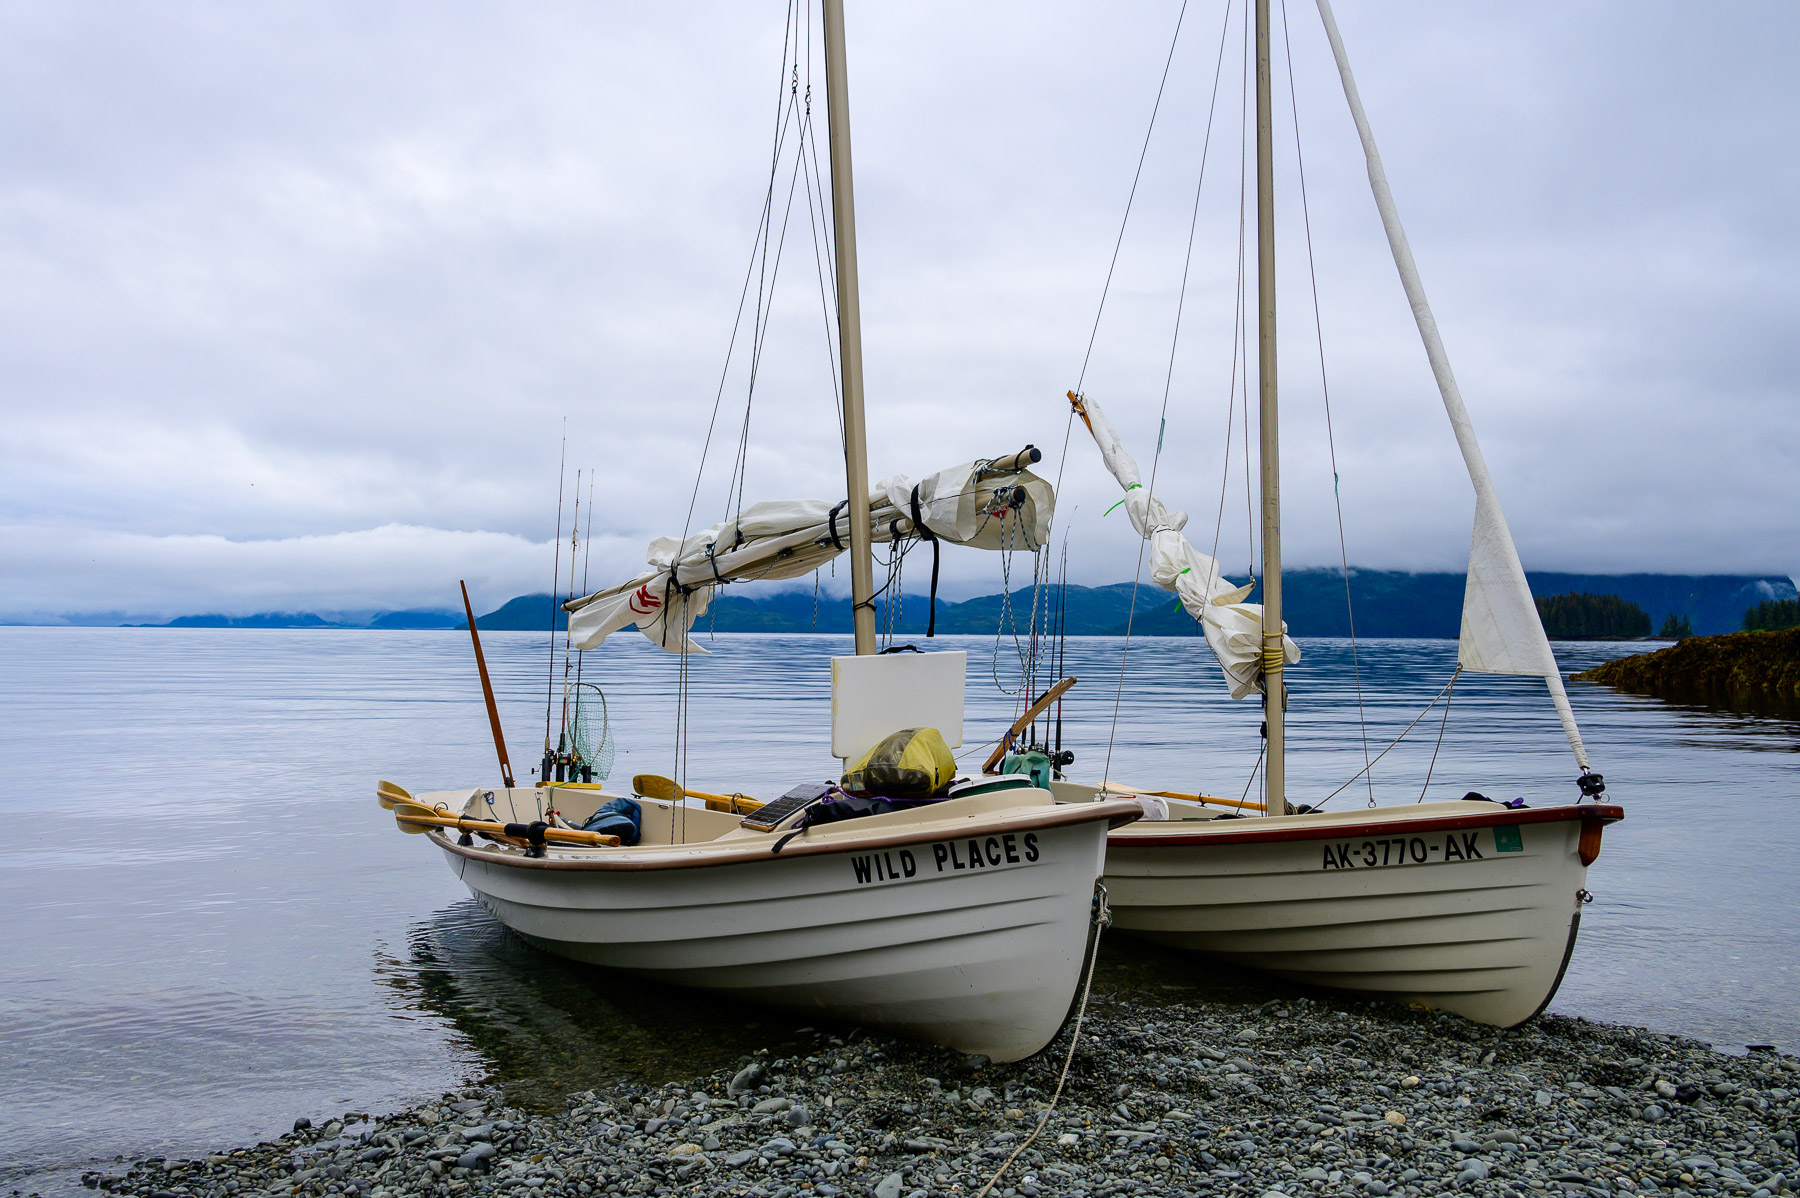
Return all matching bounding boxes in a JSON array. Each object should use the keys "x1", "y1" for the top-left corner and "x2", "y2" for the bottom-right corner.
[
  {"x1": 543, "y1": 424, "x2": 567, "y2": 757},
  {"x1": 1051, "y1": 0, "x2": 1191, "y2": 553},
  {"x1": 725, "y1": 86, "x2": 814, "y2": 528},
  {"x1": 1280, "y1": 0, "x2": 1373, "y2": 803},
  {"x1": 1103, "y1": 0, "x2": 1236, "y2": 789},
  {"x1": 673, "y1": 0, "x2": 801, "y2": 813},
  {"x1": 1417, "y1": 666, "x2": 1461, "y2": 803},
  {"x1": 1316, "y1": 670, "x2": 1462, "y2": 807}
]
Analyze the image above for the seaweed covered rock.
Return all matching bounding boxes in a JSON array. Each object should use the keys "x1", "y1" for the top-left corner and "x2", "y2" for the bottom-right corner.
[{"x1": 1574, "y1": 627, "x2": 1800, "y2": 712}]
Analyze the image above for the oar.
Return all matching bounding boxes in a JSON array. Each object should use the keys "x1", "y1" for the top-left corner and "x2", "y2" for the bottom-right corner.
[
  {"x1": 391, "y1": 808, "x2": 620, "y2": 848},
  {"x1": 376, "y1": 781, "x2": 417, "y2": 810},
  {"x1": 632, "y1": 773, "x2": 764, "y2": 814},
  {"x1": 982, "y1": 676, "x2": 1077, "y2": 774},
  {"x1": 1102, "y1": 782, "x2": 1266, "y2": 813}
]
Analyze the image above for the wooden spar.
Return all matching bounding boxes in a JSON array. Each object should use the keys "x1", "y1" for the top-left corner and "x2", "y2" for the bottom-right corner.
[
  {"x1": 821, "y1": 0, "x2": 878, "y2": 657},
  {"x1": 1098, "y1": 782, "x2": 1267, "y2": 813},
  {"x1": 461, "y1": 580, "x2": 516, "y2": 789},
  {"x1": 1254, "y1": 0, "x2": 1289, "y2": 816},
  {"x1": 983, "y1": 677, "x2": 1078, "y2": 774}
]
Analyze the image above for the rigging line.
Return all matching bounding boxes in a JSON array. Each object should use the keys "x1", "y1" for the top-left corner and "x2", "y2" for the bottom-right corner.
[
  {"x1": 574, "y1": 473, "x2": 596, "y2": 696},
  {"x1": 1240, "y1": 738, "x2": 1265, "y2": 805},
  {"x1": 1280, "y1": 0, "x2": 1372, "y2": 804},
  {"x1": 1074, "y1": 0, "x2": 1191, "y2": 396},
  {"x1": 559, "y1": 469, "x2": 582, "y2": 752},
  {"x1": 1417, "y1": 666, "x2": 1461, "y2": 803},
  {"x1": 724, "y1": 92, "x2": 814, "y2": 528},
  {"x1": 797, "y1": 106, "x2": 846, "y2": 447},
  {"x1": 1315, "y1": 670, "x2": 1461, "y2": 807},
  {"x1": 1051, "y1": 0, "x2": 1193, "y2": 550},
  {"x1": 675, "y1": 0, "x2": 801, "y2": 556},
  {"x1": 1102, "y1": 0, "x2": 1235, "y2": 790},
  {"x1": 1237, "y1": 0, "x2": 1256, "y2": 576},
  {"x1": 543, "y1": 424, "x2": 567, "y2": 756}
]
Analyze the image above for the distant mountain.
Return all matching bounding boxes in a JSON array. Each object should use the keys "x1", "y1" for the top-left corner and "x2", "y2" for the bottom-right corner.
[
  {"x1": 366, "y1": 609, "x2": 462, "y2": 630},
  {"x1": 1115, "y1": 570, "x2": 1797, "y2": 639},
  {"x1": 96, "y1": 571, "x2": 1796, "y2": 637},
  {"x1": 467, "y1": 593, "x2": 568, "y2": 631},
  {"x1": 139, "y1": 612, "x2": 340, "y2": 629},
  {"x1": 131, "y1": 608, "x2": 462, "y2": 629}
]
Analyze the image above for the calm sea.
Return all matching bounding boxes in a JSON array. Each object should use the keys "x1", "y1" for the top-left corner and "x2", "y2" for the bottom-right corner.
[{"x1": 2, "y1": 628, "x2": 1795, "y2": 1193}]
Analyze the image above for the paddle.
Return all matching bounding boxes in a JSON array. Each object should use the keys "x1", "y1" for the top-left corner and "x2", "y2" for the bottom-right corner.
[
  {"x1": 982, "y1": 677, "x2": 1077, "y2": 774},
  {"x1": 391, "y1": 807, "x2": 620, "y2": 848},
  {"x1": 632, "y1": 773, "x2": 763, "y2": 815}
]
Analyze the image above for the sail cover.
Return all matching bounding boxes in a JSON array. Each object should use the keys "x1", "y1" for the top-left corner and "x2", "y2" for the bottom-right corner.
[
  {"x1": 1071, "y1": 392, "x2": 1298, "y2": 699},
  {"x1": 563, "y1": 458, "x2": 1053, "y2": 654}
]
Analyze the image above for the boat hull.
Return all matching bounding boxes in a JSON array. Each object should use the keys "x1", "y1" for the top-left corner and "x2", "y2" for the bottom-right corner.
[
  {"x1": 1101, "y1": 802, "x2": 1623, "y2": 1027},
  {"x1": 435, "y1": 815, "x2": 1114, "y2": 1062}
]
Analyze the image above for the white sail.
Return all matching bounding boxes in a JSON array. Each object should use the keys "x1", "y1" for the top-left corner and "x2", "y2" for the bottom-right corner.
[
  {"x1": 1070, "y1": 392, "x2": 1298, "y2": 699},
  {"x1": 1315, "y1": 0, "x2": 1591, "y2": 771},
  {"x1": 563, "y1": 459, "x2": 1053, "y2": 654}
]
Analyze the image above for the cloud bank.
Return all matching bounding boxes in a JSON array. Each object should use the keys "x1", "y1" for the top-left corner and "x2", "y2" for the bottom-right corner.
[{"x1": 1, "y1": 2, "x2": 1795, "y2": 620}]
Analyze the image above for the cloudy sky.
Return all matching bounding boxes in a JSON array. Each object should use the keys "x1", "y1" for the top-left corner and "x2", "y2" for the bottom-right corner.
[{"x1": 2, "y1": 1, "x2": 1795, "y2": 622}]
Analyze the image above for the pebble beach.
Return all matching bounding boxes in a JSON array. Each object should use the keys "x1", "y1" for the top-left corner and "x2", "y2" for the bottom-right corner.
[{"x1": 67, "y1": 990, "x2": 1798, "y2": 1198}]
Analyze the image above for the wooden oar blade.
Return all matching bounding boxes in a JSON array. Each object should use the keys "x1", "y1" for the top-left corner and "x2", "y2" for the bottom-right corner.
[
  {"x1": 375, "y1": 780, "x2": 414, "y2": 810},
  {"x1": 633, "y1": 773, "x2": 683, "y2": 802}
]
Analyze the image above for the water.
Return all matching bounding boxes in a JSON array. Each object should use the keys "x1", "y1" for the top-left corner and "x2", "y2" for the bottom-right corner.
[{"x1": 2, "y1": 628, "x2": 1795, "y2": 1191}]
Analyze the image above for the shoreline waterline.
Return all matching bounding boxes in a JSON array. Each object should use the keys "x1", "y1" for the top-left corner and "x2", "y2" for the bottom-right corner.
[{"x1": 55, "y1": 988, "x2": 1799, "y2": 1198}]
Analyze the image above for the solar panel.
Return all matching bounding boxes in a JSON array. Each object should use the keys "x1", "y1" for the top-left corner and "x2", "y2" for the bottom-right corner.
[{"x1": 740, "y1": 782, "x2": 833, "y2": 832}]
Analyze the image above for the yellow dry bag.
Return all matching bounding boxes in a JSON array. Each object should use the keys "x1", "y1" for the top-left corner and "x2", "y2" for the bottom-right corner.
[{"x1": 840, "y1": 727, "x2": 957, "y2": 798}]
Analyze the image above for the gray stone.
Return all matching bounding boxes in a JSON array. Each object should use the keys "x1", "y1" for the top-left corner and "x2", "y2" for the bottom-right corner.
[
  {"x1": 753, "y1": 1097, "x2": 793, "y2": 1114},
  {"x1": 1642, "y1": 1104, "x2": 1668, "y2": 1123},
  {"x1": 729, "y1": 1064, "x2": 767, "y2": 1097},
  {"x1": 724, "y1": 1150, "x2": 757, "y2": 1167},
  {"x1": 873, "y1": 1171, "x2": 905, "y2": 1198},
  {"x1": 786, "y1": 1106, "x2": 810, "y2": 1127},
  {"x1": 453, "y1": 1144, "x2": 496, "y2": 1172}
]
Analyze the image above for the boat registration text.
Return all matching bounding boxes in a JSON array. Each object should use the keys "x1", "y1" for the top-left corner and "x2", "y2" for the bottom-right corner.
[
  {"x1": 1319, "y1": 827, "x2": 1522, "y2": 871},
  {"x1": 850, "y1": 832, "x2": 1040, "y2": 885}
]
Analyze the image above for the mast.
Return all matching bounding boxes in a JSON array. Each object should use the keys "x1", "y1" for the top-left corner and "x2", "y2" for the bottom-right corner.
[
  {"x1": 821, "y1": 0, "x2": 878, "y2": 656},
  {"x1": 1254, "y1": 0, "x2": 1288, "y2": 815}
]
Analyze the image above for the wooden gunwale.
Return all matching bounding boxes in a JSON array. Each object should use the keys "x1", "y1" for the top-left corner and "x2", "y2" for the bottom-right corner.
[
  {"x1": 1107, "y1": 803, "x2": 1624, "y2": 849},
  {"x1": 431, "y1": 798, "x2": 1142, "y2": 872}
]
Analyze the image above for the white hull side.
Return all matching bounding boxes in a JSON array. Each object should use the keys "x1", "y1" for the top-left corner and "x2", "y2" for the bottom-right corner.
[
  {"x1": 440, "y1": 820, "x2": 1109, "y2": 1062},
  {"x1": 1105, "y1": 807, "x2": 1607, "y2": 1026}
]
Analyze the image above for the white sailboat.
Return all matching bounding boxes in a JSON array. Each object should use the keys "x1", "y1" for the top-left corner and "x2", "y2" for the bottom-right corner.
[
  {"x1": 1054, "y1": 0, "x2": 1623, "y2": 1028},
  {"x1": 379, "y1": 0, "x2": 1138, "y2": 1064}
]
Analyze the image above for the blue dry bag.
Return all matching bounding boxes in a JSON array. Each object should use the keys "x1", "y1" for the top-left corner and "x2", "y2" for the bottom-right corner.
[{"x1": 579, "y1": 796, "x2": 641, "y2": 845}]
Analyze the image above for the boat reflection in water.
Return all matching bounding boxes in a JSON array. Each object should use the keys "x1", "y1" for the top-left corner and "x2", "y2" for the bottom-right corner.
[
  {"x1": 375, "y1": 900, "x2": 818, "y2": 1110},
  {"x1": 376, "y1": 897, "x2": 1323, "y2": 1113}
]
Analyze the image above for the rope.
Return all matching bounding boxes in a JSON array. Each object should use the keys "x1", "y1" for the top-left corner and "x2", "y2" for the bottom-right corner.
[{"x1": 974, "y1": 882, "x2": 1111, "y2": 1198}]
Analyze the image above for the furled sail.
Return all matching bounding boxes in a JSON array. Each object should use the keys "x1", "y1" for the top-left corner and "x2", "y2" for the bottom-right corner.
[
  {"x1": 1315, "y1": 0, "x2": 1591, "y2": 771},
  {"x1": 563, "y1": 456, "x2": 1053, "y2": 654},
  {"x1": 1069, "y1": 392, "x2": 1298, "y2": 700}
]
